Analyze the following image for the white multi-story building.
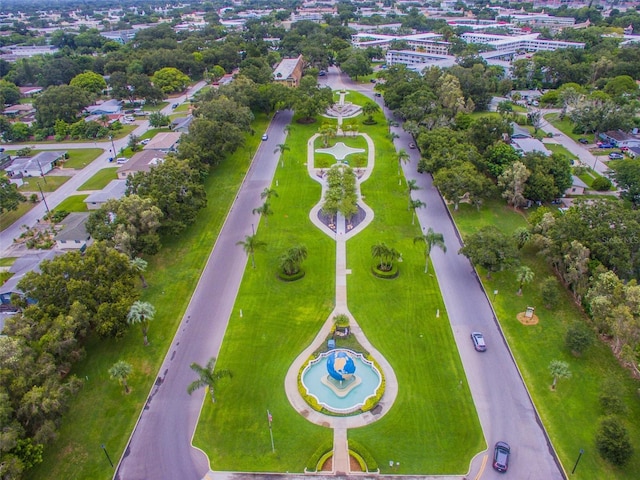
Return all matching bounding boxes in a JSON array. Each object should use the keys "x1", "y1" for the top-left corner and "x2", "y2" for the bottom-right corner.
[
  {"x1": 460, "y1": 32, "x2": 584, "y2": 54},
  {"x1": 353, "y1": 32, "x2": 449, "y2": 55}
]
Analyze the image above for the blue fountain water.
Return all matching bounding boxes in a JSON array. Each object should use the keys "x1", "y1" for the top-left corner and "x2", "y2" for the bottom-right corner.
[{"x1": 301, "y1": 349, "x2": 382, "y2": 414}]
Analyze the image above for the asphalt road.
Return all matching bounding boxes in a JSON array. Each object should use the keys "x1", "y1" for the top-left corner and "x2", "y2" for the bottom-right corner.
[
  {"x1": 326, "y1": 66, "x2": 565, "y2": 478},
  {"x1": 115, "y1": 110, "x2": 294, "y2": 479}
]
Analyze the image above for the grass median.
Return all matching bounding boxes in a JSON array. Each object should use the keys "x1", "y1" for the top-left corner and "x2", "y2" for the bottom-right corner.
[{"x1": 194, "y1": 91, "x2": 483, "y2": 474}]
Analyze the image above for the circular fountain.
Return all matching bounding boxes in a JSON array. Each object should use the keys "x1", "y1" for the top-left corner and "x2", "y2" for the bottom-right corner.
[{"x1": 301, "y1": 349, "x2": 382, "y2": 414}]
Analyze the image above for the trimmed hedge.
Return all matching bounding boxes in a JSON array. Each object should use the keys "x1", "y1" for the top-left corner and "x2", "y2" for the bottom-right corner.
[
  {"x1": 349, "y1": 439, "x2": 379, "y2": 472},
  {"x1": 305, "y1": 439, "x2": 334, "y2": 471},
  {"x1": 277, "y1": 269, "x2": 305, "y2": 281},
  {"x1": 371, "y1": 263, "x2": 399, "y2": 279}
]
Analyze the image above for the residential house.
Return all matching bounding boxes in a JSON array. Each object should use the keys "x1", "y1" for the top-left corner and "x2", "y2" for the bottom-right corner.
[
  {"x1": 54, "y1": 212, "x2": 92, "y2": 250},
  {"x1": 143, "y1": 132, "x2": 181, "y2": 153},
  {"x1": 5, "y1": 151, "x2": 66, "y2": 178},
  {"x1": 85, "y1": 99, "x2": 123, "y2": 116},
  {"x1": 170, "y1": 115, "x2": 193, "y2": 133},
  {"x1": 117, "y1": 150, "x2": 167, "y2": 179},
  {"x1": 565, "y1": 175, "x2": 589, "y2": 196},
  {"x1": 627, "y1": 146, "x2": 640, "y2": 158},
  {"x1": 273, "y1": 55, "x2": 304, "y2": 87},
  {"x1": 509, "y1": 123, "x2": 551, "y2": 156},
  {"x1": 599, "y1": 130, "x2": 640, "y2": 149},
  {"x1": 2, "y1": 104, "x2": 35, "y2": 118},
  {"x1": 83, "y1": 180, "x2": 127, "y2": 210},
  {"x1": 18, "y1": 86, "x2": 43, "y2": 98}
]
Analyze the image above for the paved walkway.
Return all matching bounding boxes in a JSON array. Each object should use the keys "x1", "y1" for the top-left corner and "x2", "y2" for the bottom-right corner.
[{"x1": 282, "y1": 127, "x2": 397, "y2": 474}]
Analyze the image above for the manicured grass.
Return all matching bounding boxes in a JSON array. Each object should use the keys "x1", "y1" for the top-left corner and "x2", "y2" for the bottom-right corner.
[
  {"x1": 0, "y1": 256, "x2": 16, "y2": 267},
  {"x1": 59, "y1": 148, "x2": 104, "y2": 169},
  {"x1": 172, "y1": 103, "x2": 190, "y2": 113},
  {"x1": 78, "y1": 168, "x2": 119, "y2": 191},
  {"x1": 545, "y1": 143, "x2": 577, "y2": 160},
  {"x1": 545, "y1": 113, "x2": 587, "y2": 142},
  {"x1": 26, "y1": 115, "x2": 272, "y2": 480},
  {"x1": 19, "y1": 176, "x2": 70, "y2": 192},
  {"x1": 195, "y1": 91, "x2": 482, "y2": 474},
  {"x1": 143, "y1": 101, "x2": 169, "y2": 112},
  {"x1": 0, "y1": 201, "x2": 35, "y2": 232},
  {"x1": 53, "y1": 195, "x2": 89, "y2": 213},
  {"x1": 452, "y1": 202, "x2": 640, "y2": 480},
  {"x1": 139, "y1": 128, "x2": 171, "y2": 140},
  {"x1": 314, "y1": 135, "x2": 368, "y2": 168}
]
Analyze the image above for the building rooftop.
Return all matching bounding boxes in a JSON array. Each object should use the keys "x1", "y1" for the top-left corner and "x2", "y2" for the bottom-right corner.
[
  {"x1": 84, "y1": 180, "x2": 127, "y2": 204},
  {"x1": 143, "y1": 132, "x2": 182, "y2": 151},
  {"x1": 273, "y1": 56, "x2": 302, "y2": 81},
  {"x1": 54, "y1": 212, "x2": 90, "y2": 242}
]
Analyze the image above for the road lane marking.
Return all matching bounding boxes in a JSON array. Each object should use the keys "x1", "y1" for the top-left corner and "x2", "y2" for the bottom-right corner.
[{"x1": 475, "y1": 454, "x2": 488, "y2": 480}]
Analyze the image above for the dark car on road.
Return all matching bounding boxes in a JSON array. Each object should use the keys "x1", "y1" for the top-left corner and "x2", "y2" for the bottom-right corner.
[
  {"x1": 578, "y1": 138, "x2": 589, "y2": 144},
  {"x1": 493, "y1": 441, "x2": 510, "y2": 472},
  {"x1": 471, "y1": 332, "x2": 486, "y2": 352}
]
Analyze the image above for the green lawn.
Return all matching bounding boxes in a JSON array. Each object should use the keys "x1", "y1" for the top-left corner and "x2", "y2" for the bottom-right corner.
[
  {"x1": 545, "y1": 113, "x2": 589, "y2": 142},
  {"x1": 172, "y1": 103, "x2": 190, "y2": 113},
  {"x1": 59, "y1": 148, "x2": 104, "y2": 169},
  {"x1": 19, "y1": 176, "x2": 69, "y2": 192},
  {"x1": 194, "y1": 91, "x2": 482, "y2": 474},
  {"x1": 452, "y1": 202, "x2": 640, "y2": 480},
  {"x1": 139, "y1": 128, "x2": 171, "y2": 140},
  {"x1": 54, "y1": 195, "x2": 89, "y2": 213},
  {"x1": 0, "y1": 201, "x2": 36, "y2": 232},
  {"x1": 0, "y1": 256, "x2": 16, "y2": 267},
  {"x1": 26, "y1": 114, "x2": 272, "y2": 480},
  {"x1": 545, "y1": 143, "x2": 577, "y2": 160},
  {"x1": 314, "y1": 135, "x2": 368, "y2": 168},
  {"x1": 143, "y1": 101, "x2": 169, "y2": 112},
  {"x1": 78, "y1": 168, "x2": 119, "y2": 191}
]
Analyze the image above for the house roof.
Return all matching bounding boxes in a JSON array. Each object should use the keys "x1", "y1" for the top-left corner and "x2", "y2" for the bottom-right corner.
[
  {"x1": 18, "y1": 86, "x2": 43, "y2": 95},
  {"x1": 603, "y1": 130, "x2": 634, "y2": 142},
  {"x1": 171, "y1": 115, "x2": 193, "y2": 132},
  {"x1": 511, "y1": 123, "x2": 531, "y2": 139},
  {"x1": 511, "y1": 137, "x2": 551, "y2": 156},
  {"x1": 84, "y1": 180, "x2": 127, "y2": 204},
  {"x1": 571, "y1": 175, "x2": 589, "y2": 189},
  {"x1": 86, "y1": 99, "x2": 122, "y2": 115},
  {"x1": 118, "y1": 150, "x2": 166, "y2": 175},
  {"x1": 54, "y1": 212, "x2": 91, "y2": 242},
  {"x1": 273, "y1": 55, "x2": 302, "y2": 80},
  {"x1": 143, "y1": 132, "x2": 181, "y2": 150},
  {"x1": 5, "y1": 151, "x2": 66, "y2": 173}
]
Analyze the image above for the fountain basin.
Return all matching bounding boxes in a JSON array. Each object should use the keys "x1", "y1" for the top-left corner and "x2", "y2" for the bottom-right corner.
[{"x1": 301, "y1": 349, "x2": 382, "y2": 414}]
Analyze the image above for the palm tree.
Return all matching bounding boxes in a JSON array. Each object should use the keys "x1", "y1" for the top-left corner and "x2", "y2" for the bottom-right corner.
[
  {"x1": 260, "y1": 187, "x2": 278, "y2": 201},
  {"x1": 318, "y1": 123, "x2": 336, "y2": 147},
  {"x1": 549, "y1": 360, "x2": 571, "y2": 390},
  {"x1": 279, "y1": 244, "x2": 308, "y2": 275},
  {"x1": 127, "y1": 301, "x2": 156, "y2": 346},
  {"x1": 397, "y1": 149, "x2": 410, "y2": 175},
  {"x1": 109, "y1": 360, "x2": 133, "y2": 394},
  {"x1": 236, "y1": 234, "x2": 266, "y2": 269},
  {"x1": 414, "y1": 228, "x2": 446, "y2": 273},
  {"x1": 409, "y1": 198, "x2": 425, "y2": 225},
  {"x1": 273, "y1": 144, "x2": 290, "y2": 167},
  {"x1": 130, "y1": 257, "x2": 148, "y2": 288},
  {"x1": 371, "y1": 242, "x2": 400, "y2": 271},
  {"x1": 252, "y1": 202, "x2": 273, "y2": 225},
  {"x1": 187, "y1": 357, "x2": 232, "y2": 403},
  {"x1": 406, "y1": 179, "x2": 420, "y2": 209},
  {"x1": 516, "y1": 266, "x2": 535, "y2": 295},
  {"x1": 361, "y1": 101, "x2": 380, "y2": 123}
]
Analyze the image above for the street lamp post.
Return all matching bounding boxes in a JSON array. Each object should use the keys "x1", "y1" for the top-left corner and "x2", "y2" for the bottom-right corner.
[
  {"x1": 571, "y1": 449, "x2": 584, "y2": 474},
  {"x1": 493, "y1": 290, "x2": 499, "y2": 302},
  {"x1": 101, "y1": 444, "x2": 114, "y2": 468}
]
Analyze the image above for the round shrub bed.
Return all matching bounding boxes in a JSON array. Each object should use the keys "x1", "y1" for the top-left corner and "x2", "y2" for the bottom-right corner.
[
  {"x1": 371, "y1": 263, "x2": 398, "y2": 279},
  {"x1": 362, "y1": 119, "x2": 377, "y2": 125},
  {"x1": 277, "y1": 269, "x2": 305, "y2": 282}
]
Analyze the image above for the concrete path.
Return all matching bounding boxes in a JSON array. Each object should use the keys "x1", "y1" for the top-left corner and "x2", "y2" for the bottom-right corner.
[{"x1": 283, "y1": 128, "x2": 397, "y2": 475}]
